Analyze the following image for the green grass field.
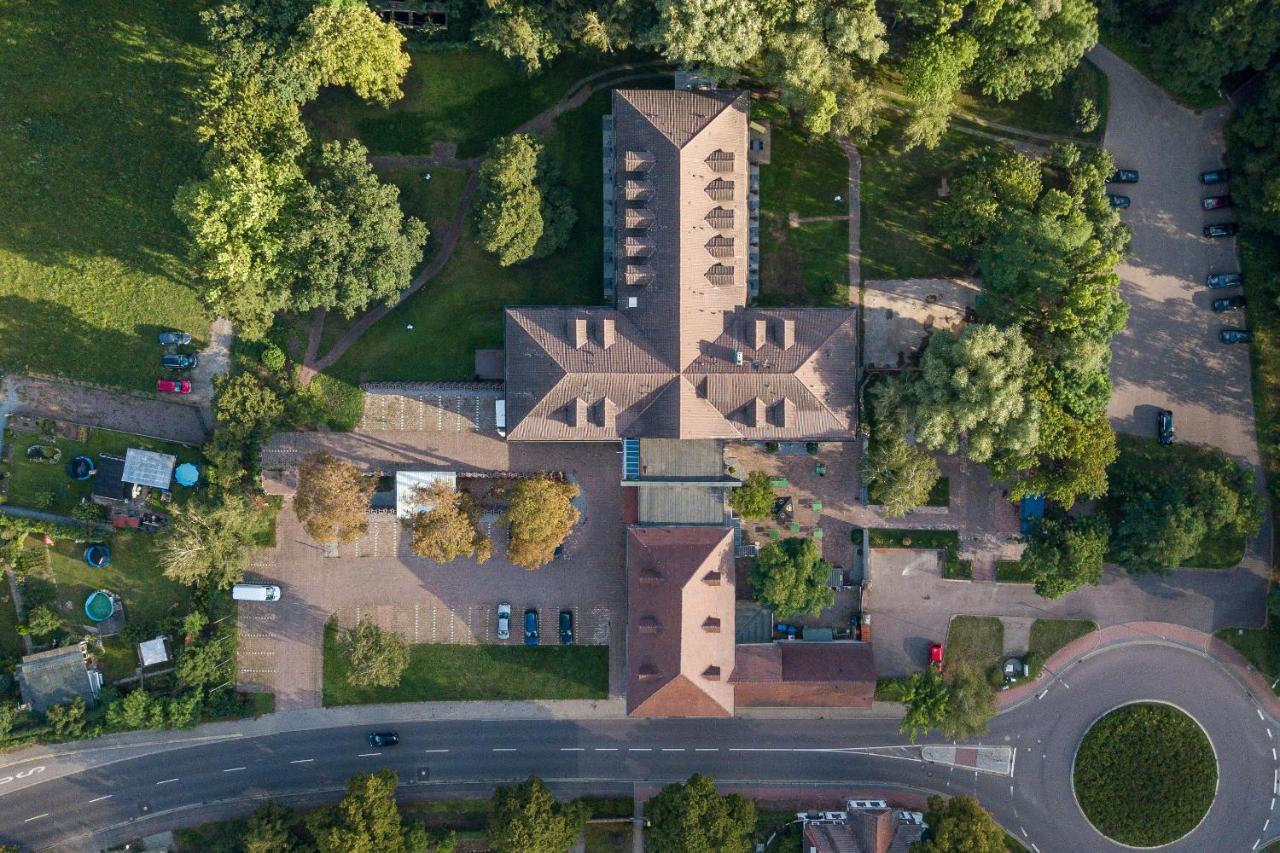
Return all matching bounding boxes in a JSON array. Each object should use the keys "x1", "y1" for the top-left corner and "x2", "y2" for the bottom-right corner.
[
  {"x1": 0, "y1": 0, "x2": 213, "y2": 390},
  {"x1": 1028, "y1": 619, "x2": 1096, "y2": 670},
  {"x1": 1073, "y1": 702, "x2": 1216, "y2": 846},
  {"x1": 373, "y1": 164, "x2": 470, "y2": 262},
  {"x1": 945, "y1": 616, "x2": 1004, "y2": 679},
  {"x1": 954, "y1": 60, "x2": 1109, "y2": 142},
  {"x1": 326, "y1": 90, "x2": 616, "y2": 382},
  {"x1": 322, "y1": 624, "x2": 609, "y2": 705},
  {"x1": 305, "y1": 47, "x2": 616, "y2": 158},
  {"x1": 1217, "y1": 625, "x2": 1280, "y2": 694}
]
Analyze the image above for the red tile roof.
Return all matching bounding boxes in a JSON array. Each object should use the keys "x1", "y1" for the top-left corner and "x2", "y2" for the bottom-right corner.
[{"x1": 732, "y1": 642, "x2": 876, "y2": 708}]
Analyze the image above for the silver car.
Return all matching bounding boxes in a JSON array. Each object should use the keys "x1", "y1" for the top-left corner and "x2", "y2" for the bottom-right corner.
[{"x1": 497, "y1": 603, "x2": 511, "y2": 640}]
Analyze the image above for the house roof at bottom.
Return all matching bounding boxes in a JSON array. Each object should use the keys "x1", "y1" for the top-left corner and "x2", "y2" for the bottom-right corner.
[
  {"x1": 732, "y1": 642, "x2": 876, "y2": 708},
  {"x1": 802, "y1": 810, "x2": 924, "y2": 853},
  {"x1": 17, "y1": 647, "x2": 95, "y2": 713}
]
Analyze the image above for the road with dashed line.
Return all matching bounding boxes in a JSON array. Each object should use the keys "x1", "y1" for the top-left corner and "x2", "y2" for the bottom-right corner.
[{"x1": 0, "y1": 642, "x2": 1275, "y2": 851}]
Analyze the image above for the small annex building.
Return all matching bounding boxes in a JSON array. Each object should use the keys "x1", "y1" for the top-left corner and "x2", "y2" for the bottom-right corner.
[{"x1": 16, "y1": 645, "x2": 103, "y2": 713}]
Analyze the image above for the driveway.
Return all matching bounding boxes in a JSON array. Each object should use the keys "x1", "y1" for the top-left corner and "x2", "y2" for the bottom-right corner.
[
  {"x1": 244, "y1": 403, "x2": 626, "y2": 711},
  {"x1": 0, "y1": 374, "x2": 208, "y2": 445}
]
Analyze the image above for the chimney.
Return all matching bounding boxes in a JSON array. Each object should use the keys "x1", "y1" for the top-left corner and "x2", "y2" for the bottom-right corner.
[
  {"x1": 770, "y1": 398, "x2": 794, "y2": 428},
  {"x1": 777, "y1": 318, "x2": 796, "y2": 350},
  {"x1": 598, "y1": 316, "x2": 616, "y2": 348},
  {"x1": 568, "y1": 316, "x2": 588, "y2": 349},
  {"x1": 702, "y1": 665, "x2": 722, "y2": 681},
  {"x1": 702, "y1": 616, "x2": 722, "y2": 633},
  {"x1": 702, "y1": 569, "x2": 722, "y2": 586},
  {"x1": 748, "y1": 318, "x2": 767, "y2": 350}
]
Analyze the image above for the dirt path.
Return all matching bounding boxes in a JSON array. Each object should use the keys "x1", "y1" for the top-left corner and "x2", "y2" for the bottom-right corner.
[{"x1": 0, "y1": 374, "x2": 208, "y2": 445}]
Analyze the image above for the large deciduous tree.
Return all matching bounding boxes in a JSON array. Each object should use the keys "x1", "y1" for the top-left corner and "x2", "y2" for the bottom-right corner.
[
  {"x1": 646, "y1": 0, "x2": 766, "y2": 78},
  {"x1": 343, "y1": 621, "x2": 409, "y2": 688},
  {"x1": 899, "y1": 669, "x2": 949, "y2": 742},
  {"x1": 648, "y1": 773, "x2": 756, "y2": 853},
  {"x1": 406, "y1": 482, "x2": 493, "y2": 564},
  {"x1": 750, "y1": 537, "x2": 836, "y2": 619},
  {"x1": 1019, "y1": 514, "x2": 1108, "y2": 599},
  {"x1": 917, "y1": 794, "x2": 1005, "y2": 852},
  {"x1": 488, "y1": 776, "x2": 588, "y2": 853},
  {"x1": 502, "y1": 475, "x2": 580, "y2": 569},
  {"x1": 862, "y1": 431, "x2": 940, "y2": 518},
  {"x1": 306, "y1": 769, "x2": 418, "y2": 853},
  {"x1": 728, "y1": 470, "x2": 777, "y2": 520},
  {"x1": 475, "y1": 134, "x2": 575, "y2": 267},
  {"x1": 1228, "y1": 66, "x2": 1280, "y2": 236},
  {"x1": 294, "y1": 450, "x2": 376, "y2": 544},
  {"x1": 292, "y1": 1, "x2": 411, "y2": 107},
  {"x1": 160, "y1": 495, "x2": 261, "y2": 588},
  {"x1": 243, "y1": 800, "x2": 297, "y2": 853}
]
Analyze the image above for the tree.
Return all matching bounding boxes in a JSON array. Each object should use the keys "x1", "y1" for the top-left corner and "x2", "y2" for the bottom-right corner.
[
  {"x1": 728, "y1": 471, "x2": 776, "y2": 520},
  {"x1": 344, "y1": 620, "x2": 409, "y2": 688},
  {"x1": 1228, "y1": 67, "x2": 1280, "y2": 236},
  {"x1": 488, "y1": 775, "x2": 587, "y2": 853},
  {"x1": 473, "y1": 2, "x2": 563, "y2": 74},
  {"x1": 0, "y1": 704, "x2": 18, "y2": 740},
  {"x1": 502, "y1": 475, "x2": 580, "y2": 570},
  {"x1": 648, "y1": 773, "x2": 756, "y2": 853},
  {"x1": 935, "y1": 148, "x2": 1042, "y2": 254},
  {"x1": 1020, "y1": 514, "x2": 1109, "y2": 599},
  {"x1": 161, "y1": 494, "x2": 262, "y2": 588},
  {"x1": 750, "y1": 537, "x2": 836, "y2": 619},
  {"x1": 917, "y1": 794, "x2": 1005, "y2": 852},
  {"x1": 862, "y1": 431, "x2": 940, "y2": 518},
  {"x1": 899, "y1": 32, "x2": 978, "y2": 149},
  {"x1": 243, "y1": 800, "x2": 297, "y2": 853},
  {"x1": 970, "y1": 0, "x2": 1098, "y2": 103},
  {"x1": 166, "y1": 692, "x2": 202, "y2": 729},
  {"x1": 22, "y1": 605, "x2": 61, "y2": 638},
  {"x1": 178, "y1": 638, "x2": 232, "y2": 689},
  {"x1": 308, "y1": 769, "x2": 412, "y2": 853},
  {"x1": 45, "y1": 697, "x2": 86, "y2": 738},
  {"x1": 646, "y1": 0, "x2": 766, "y2": 77},
  {"x1": 940, "y1": 663, "x2": 996, "y2": 739},
  {"x1": 1012, "y1": 402, "x2": 1116, "y2": 509},
  {"x1": 899, "y1": 670, "x2": 949, "y2": 742},
  {"x1": 107, "y1": 689, "x2": 164, "y2": 730},
  {"x1": 294, "y1": 451, "x2": 376, "y2": 544},
  {"x1": 476, "y1": 135, "x2": 544, "y2": 266},
  {"x1": 914, "y1": 324, "x2": 1041, "y2": 473},
  {"x1": 215, "y1": 373, "x2": 284, "y2": 440},
  {"x1": 289, "y1": 139, "x2": 428, "y2": 318},
  {"x1": 1150, "y1": 0, "x2": 1279, "y2": 103},
  {"x1": 406, "y1": 482, "x2": 493, "y2": 564},
  {"x1": 292, "y1": 2, "x2": 410, "y2": 107}
]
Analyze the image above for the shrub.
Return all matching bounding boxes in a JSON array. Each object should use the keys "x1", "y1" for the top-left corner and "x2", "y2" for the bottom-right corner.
[{"x1": 261, "y1": 343, "x2": 287, "y2": 372}]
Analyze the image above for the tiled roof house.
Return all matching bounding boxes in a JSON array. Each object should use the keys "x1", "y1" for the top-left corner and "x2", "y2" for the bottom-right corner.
[{"x1": 504, "y1": 89, "x2": 858, "y2": 442}]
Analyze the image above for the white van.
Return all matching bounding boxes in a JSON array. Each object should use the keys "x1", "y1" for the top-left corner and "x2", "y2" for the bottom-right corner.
[{"x1": 232, "y1": 583, "x2": 281, "y2": 602}]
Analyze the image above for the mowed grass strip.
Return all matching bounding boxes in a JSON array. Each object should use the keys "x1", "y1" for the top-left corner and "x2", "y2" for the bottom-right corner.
[
  {"x1": 0, "y1": 0, "x2": 212, "y2": 390},
  {"x1": 945, "y1": 615, "x2": 1004, "y2": 678},
  {"x1": 1073, "y1": 702, "x2": 1217, "y2": 846},
  {"x1": 322, "y1": 624, "x2": 609, "y2": 705}
]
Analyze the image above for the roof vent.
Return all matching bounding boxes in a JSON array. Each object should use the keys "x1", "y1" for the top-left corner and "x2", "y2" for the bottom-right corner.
[
  {"x1": 625, "y1": 208, "x2": 655, "y2": 230},
  {"x1": 732, "y1": 349, "x2": 743, "y2": 366},
  {"x1": 702, "y1": 616, "x2": 722, "y2": 633},
  {"x1": 638, "y1": 662, "x2": 660, "y2": 680},
  {"x1": 705, "y1": 263, "x2": 735, "y2": 286},
  {"x1": 627, "y1": 296, "x2": 640, "y2": 308},
  {"x1": 702, "y1": 570, "x2": 722, "y2": 586},
  {"x1": 705, "y1": 235, "x2": 735, "y2": 258},
  {"x1": 624, "y1": 179, "x2": 653, "y2": 202},
  {"x1": 770, "y1": 398, "x2": 795, "y2": 428},
  {"x1": 639, "y1": 566, "x2": 663, "y2": 584},
  {"x1": 747, "y1": 318, "x2": 767, "y2": 350},
  {"x1": 592, "y1": 397, "x2": 616, "y2": 429},
  {"x1": 705, "y1": 178, "x2": 734, "y2": 200},
  {"x1": 597, "y1": 316, "x2": 616, "y2": 348},
  {"x1": 624, "y1": 150, "x2": 655, "y2": 172},
  {"x1": 639, "y1": 615, "x2": 662, "y2": 635},
  {"x1": 776, "y1": 318, "x2": 796, "y2": 350},
  {"x1": 740, "y1": 397, "x2": 766, "y2": 427},
  {"x1": 705, "y1": 207, "x2": 734, "y2": 230},
  {"x1": 702, "y1": 665, "x2": 722, "y2": 680},
  {"x1": 566, "y1": 397, "x2": 588, "y2": 426},
  {"x1": 568, "y1": 317, "x2": 588, "y2": 349},
  {"x1": 706, "y1": 150, "x2": 734, "y2": 173}
]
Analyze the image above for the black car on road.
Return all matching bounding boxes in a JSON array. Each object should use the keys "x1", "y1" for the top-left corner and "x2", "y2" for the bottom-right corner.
[
  {"x1": 1157, "y1": 409, "x2": 1174, "y2": 446},
  {"x1": 524, "y1": 608, "x2": 540, "y2": 646},
  {"x1": 1200, "y1": 168, "x2": 1231, "y2": 185},
  {"x1": 1107, "y1": 194, "x2": 1131, "y2": 209},
  {"x1": 1204, "y1": 222, "x2": 1239, "y2": 238},
  {"x1": 1213, "y1": 295, "x2": 1247, "y2": 312},
  {"x1": 368, "y1": 732, "x2": 399, "y2": 748},
  {"x1": 1107, "y1": 169, "x2": 1139, "y2": 183},
  {"x1": 1220, "y1": 328, "x2": 1253, "y2": 344},
  {"x1": 559, "y1": 609, "x2": 574, "y2": 644},
  {"x1": 1206, "y1": 272, "x2": 1242, "y2": 288}
]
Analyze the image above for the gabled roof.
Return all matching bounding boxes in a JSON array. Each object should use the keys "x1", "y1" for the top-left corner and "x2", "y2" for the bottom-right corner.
[
  {"x1": 122, "y1": 447, "x2": 176, "y2": 489},
  {"x1": 732, "y1": 642, "x2": 876, "y2": 708},
  {"x1": 17, "y1": 647, "x2": 98, "y2": 713},
  {"x1": 626, "y1": 527, "x2": 735, "y2": 717}
]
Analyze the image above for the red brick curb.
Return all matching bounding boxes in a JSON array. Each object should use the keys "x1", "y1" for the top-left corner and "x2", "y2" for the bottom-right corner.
[
  {"x1": 632, "y1": 783, "x2": 930, "y2": 811},
  {"x1": 997, "y1": 620, "x2": 1280, "y2": 717}
]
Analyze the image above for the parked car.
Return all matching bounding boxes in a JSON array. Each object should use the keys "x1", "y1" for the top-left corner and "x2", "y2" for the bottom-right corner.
[
  {"x1": 1220, "y1": 328, "x2": 1253, "y2": 344},
  {"x1": 1206, "y1": 272, "x2": 1242, "y2": 288},
  {"x1": 1213, "y1": 295, "x2": 1247, "y2": 312},
  {"x1": 1200, "y1": 168, "x2": 1231, "y2": 185},
  {"x1": 367, "y1": 732, "x2": 399, "y2": 748},
  {"x1": 1108, "y1": 194, "x2": 1131, "y2": 209},
  {"x1": 1204, "y1": 222, "x2": 1239, "y2": 238},
  {"x1": 232, "y1": 583, "x2": 281, "y2": 602},
  {"x1": 1202, "y1": 195, "x2": 1233, "y2": 210},
  {"x1": 1157, "y1": 409, "x2": 1174, "y2": 446},
  {"x1": 158, "y1": 331, "x2": 191, "y2": 346},
  {"x1": 496, "y1": 603, "x2": 511, "y2": 641},
  {"x1": 1107, "y1": 169, "x2": 1139, "y2": 183},
  {"x1": 929, "y1": 642, "x2": 944, "y2": 672},
  {"x1": 161, "y1": 353, "x2": 198, "y2": 370},
  {"x1": 524, "y1": 608, "x2": 540, "y2": 646},
  {"x1": 559, "y1": 609, "x2": 574, "y2": 644},
  {"x1": 156, "y1": 379, "x2": 191, "y2": 394}
]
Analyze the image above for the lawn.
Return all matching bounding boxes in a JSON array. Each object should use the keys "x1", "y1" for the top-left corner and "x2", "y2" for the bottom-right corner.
[
  {"x1": 326, "y1": 89, "x2": 620, "y2": 382},
  {"x1": 0, "y1": 425, "x2": 202, "y2": 516},
  {"x1": 860, "y1": 118, "x2": 995, "y2": 280},
  {"x1": 1238, "y1": 232, "x2": 1280, "y2": 554},
  {"x1": 322, "y1": 624, "x2": 609, "y2": 705},
  {"x1": 995, "y1": 560, "x2": 1033, "y2": 582},
  {"x1": 48, "y1": 535, "x2": 189, "y2": 623},
  {"x1": 945, "y1": 616, "x2": 1004, "y2": 679},
  {"x1": 0, "y1": 0, "x2": 213, "y2": 391},
  {"x1": 1028, "y1": 619, "x2": 1096, "y2": 674},
  {"x1": 584, "y1": 822, "x2": 636, "y2": 852},
  {"x1": 1216, "y1": 625, "x2": 1280, "y2": 694},
  {"x1": 755, "y1": 809, "x2": 803, "y2": 852},
  {"x1": 0, "y1": 581, "x2": 21, "y2": 669},
  {"x1": 305, "y1": 47, "x2": 620, "y2": 158},
  {"x1": 373, "y1": 164, "x2": 471, "y2": 261},
  {"x1": 867, "y1": 528, "x2": 972, "y2": 579},
  {"x1": 953, "y1": 60, "x2": 1109, "y2": 142},
  {"x1": 1073, "y1": 703, "x2": 1216, "y2": 846}
]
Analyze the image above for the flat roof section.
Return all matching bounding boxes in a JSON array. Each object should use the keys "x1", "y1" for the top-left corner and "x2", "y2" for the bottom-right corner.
[{"x1": 637, "y1": 438, "x2": 724, "y2": 478}]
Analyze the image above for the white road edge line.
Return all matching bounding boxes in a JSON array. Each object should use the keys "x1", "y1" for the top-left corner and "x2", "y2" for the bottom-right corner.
[
  {"x1": 358, "y1": 752, "x2": 381, "y2": 757},
  {"x1": 156, "y1": 778, "x2": 179, "y2": 785},
  {"x1": 1259, "y1": 709, "x2": 1266, "y2": 721},
  {"x1": 89, "y1": 795, "x2": 113, "y2": 803},
  {"x1": 24, "y1": 814, "x2": 48, "y2": 823},
  {"x1": 290, "y1": 759, "x2": 315, "y2": 764},
  {"x1": 594, "y1": 748, "x2": 618, "y2": 752},
  {"x1": 694, "y1": 748, "x2": 719, "y2": 752},
  {"x1": 628, "y1": 748, "x2": 652, "y2": 752},
  {"x1": 1020, "y1": 826, "x2": 1027, "y2": 837},
  {"x1": 223, "y1": 767, "x2": 246, "y2": 773},
  {"x1": 493, "y1": 748, "x2": 517, "y2": 752},
  {"x1": 560, "y1": 748, "x2": 585, "y2": 752},
  {"x1": 423, "y1": 749, "x2": 449, "y2": 753},
  {"x1": 661, "y1": 748, "x2": 684, "y2": 752}
]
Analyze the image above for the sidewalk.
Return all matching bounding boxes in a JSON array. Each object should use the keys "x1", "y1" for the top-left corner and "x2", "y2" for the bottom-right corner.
[{"x1": 998, "y1": 621, "x2": 1280, "y2": 717}]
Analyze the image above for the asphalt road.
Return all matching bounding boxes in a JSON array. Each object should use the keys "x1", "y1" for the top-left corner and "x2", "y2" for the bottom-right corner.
[{"x1": 0, "y1": 644, "x2": 1275, "y2": 852}]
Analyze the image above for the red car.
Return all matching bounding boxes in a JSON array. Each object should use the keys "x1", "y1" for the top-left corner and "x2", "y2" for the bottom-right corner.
[
  {"x1": 156, "y1": 379, "x2": 191, "y2": 394},
  {"x1": 1202, "y1": 195, "x2": 1233, "y2": 210},
  {"x1": 929, "y1": 642, "x2": 944, "y2": 672}
]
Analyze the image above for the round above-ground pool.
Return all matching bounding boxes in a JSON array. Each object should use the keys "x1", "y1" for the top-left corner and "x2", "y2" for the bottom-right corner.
[
  {"x1": 174, "y1": 462, "x2": 199, "y2": 487},
  {"x1": 84, "y1": 590, "x2": 116, "y2": 622},
  {"x1": 67, "y1": 455, "x2": 95, "y2": 480},
  {"x1": 84, "y1": 544, "x2": 112, "y2": 568}
]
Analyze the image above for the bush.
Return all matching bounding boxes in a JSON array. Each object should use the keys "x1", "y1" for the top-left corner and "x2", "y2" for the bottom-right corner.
[
  {"x1": 728, "y1": 471, "x2": 776, "y2": 520},
  {"x1": 261, "y1": 343, "x2": 287, "y2": 373}
]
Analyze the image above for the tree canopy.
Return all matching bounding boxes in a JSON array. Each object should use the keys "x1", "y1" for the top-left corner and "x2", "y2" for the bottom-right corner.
[
  {"x1": 342, "y1": 620, "x2": 409, "y2": 688},
  {"x1": 160, "y1": 494, "x2": 261, "y2": 588},
  {"x1": 648, "y1": 773, "x2": 757, "y2": 853},
  {"x1": 750, "y1": 537, "x2": 835, "y2": 619},
  {"x1": 294, "y1": 450, "x2": 376, "y2": 544},
  {"x1": 1020, "y1": 514, "x2": 1109, "y2": 599},
  {"x1": 307, "y1": 769, "x2": 418, "y2": 853},
  {"x1": 863, "y1": 383, "x2": 941, "y2": 518},
  {"x1": 917, "y1": 795, "x2": 1005, "y2": 852},
  {"x1": 502, "y1": 475, "x2": 580, "y2": 569},
  {"x1": 475, "y1": 134, "x2": 576, "y2": 267},
  {"x1": 488, "y1": 776, "x2": 588, "y2": 853},
  {"x1": 728, "y1": 470, "x2": 777, "y2": 520},
  {"x1": 406, "y1": 482, "x2": 494, "y2": 564}
]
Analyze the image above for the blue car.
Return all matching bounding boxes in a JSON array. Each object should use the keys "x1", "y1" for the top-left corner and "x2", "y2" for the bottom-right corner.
[
  {"x1": 524, "y1": 608, "x2": 540, "y2": 646},
  {"x1": 1206, "y1": 272, "x2": 1242, "y2": 288},
  {"x1": 158, "y1": 331, "x2": 191, "y2": 346},
  {"x1": 1107, "y1": 194, "x2": 1130, "y2": 209},
  {"x1": 161, "y1": 353, "x2": 198, "y2": 370},
  {"x1": 1220, "y1": 328, "x2": 1252, "y2": 344},
  {"x1": 1200, "y1": 168, "x2": 1231, "y2": 185},
  {"x1": 1107, "y1": 169, "x2": 1139, "y2": 184}
]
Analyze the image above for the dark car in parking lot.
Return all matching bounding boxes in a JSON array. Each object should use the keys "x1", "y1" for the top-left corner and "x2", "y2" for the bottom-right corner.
[
  {"x1": 1108, "y1": 194, "x2": 1131, "y2": 209},
  {"x1": 1200, "y1": 168, "x2": 1231, "y2": 185},
  {"x1": 1213, "y1": 295, "x2": 1247, "y2": 312},
  {"x1": 161, "y1": 353, "x2": 198, "y2": 370},
  {"x1": 524, "y1": 608, "x2": 540, "y2": 646},
  {"x1": 559, "y1": 609, "x2": 574, "y2": 644},
  {"x1": 1157, "y1": 409, "x2": 1174, "y2": 446},
  {"x1": 1107, "y1": 169, "x2": 1139, "y2": 183},
  {"x1": 1220, "y1": 328, "x2": 1253, "y2": 344},
  {"x1": 158, "y1": 331, "x2": 191, "y2": 346},
  {"x1": 1206, "y1": 272, "x2": 1242, "y2": 288},
  {"x1": 1204, "y1": 222, "x2": 1239, "y2": 238},
  {"x1": 1202, "y1": 195, "x2": 1233, "y2": 210},
  {"x1": 368, "y1": 732, "x2": 399, "y2": 748}
]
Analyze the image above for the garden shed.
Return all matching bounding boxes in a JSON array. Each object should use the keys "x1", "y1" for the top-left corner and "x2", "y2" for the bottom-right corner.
[
  {"x1": 122, "y1": 447, "x2": 177, "y2": 490},
  {"x1": 16, "y1": 645, "x2": 102, "y2": 712}
]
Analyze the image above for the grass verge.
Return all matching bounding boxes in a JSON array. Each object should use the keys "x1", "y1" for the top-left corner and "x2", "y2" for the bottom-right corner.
[
  {"x1": 322, "y1": 623, "x2": 608, "y2": 705},
  {"x1": 868, "y1": 528, "x2": 972, "y2": 579},
  {"x1": 1028, "y1": 619, "x2": 1096, "y2": 675},
  {"x1": 995, "y1": 560, "x2": 1033, "y2": 582},
  {"x1": 954, "y1": 60, "x2": 1108, "y2": 142},
  {"x1": 1216, "y1": 625, "x2": 1280, "y2": 695},
  {"x1": 945, "y1": 616, "x2": 1004, "y2": 679},
  {"x1": 1073, "y1": 702, "x2": 1216, "y2": 847}
]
